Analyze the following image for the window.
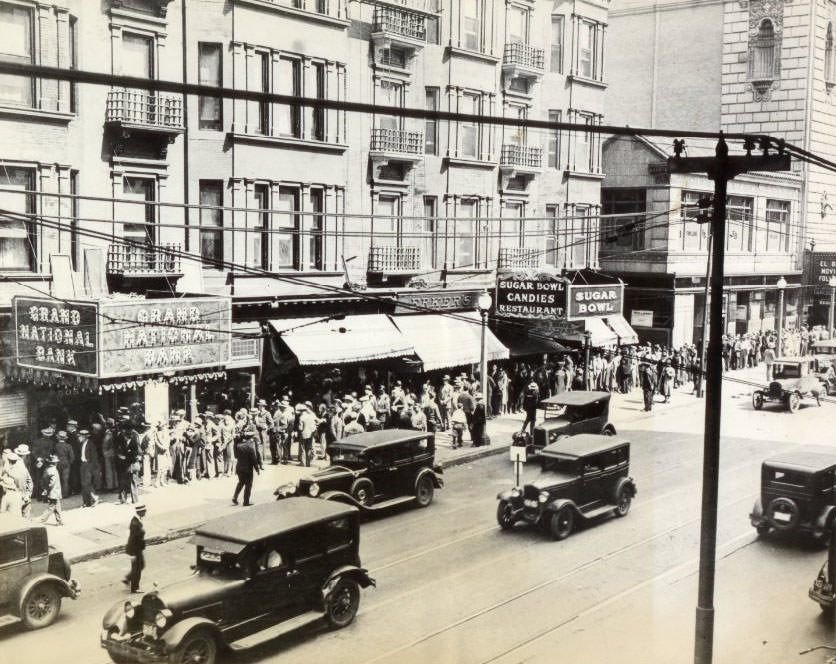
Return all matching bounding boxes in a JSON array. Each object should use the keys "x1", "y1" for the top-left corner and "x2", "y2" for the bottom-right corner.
[
  {"x1": 570, "y1": 206, "x2": 590, "y2": 267},
  {"x1": 121, "y1": 33, "x2": 154, "y2": 78},
  {"x1": 0, "y1": 534, "x2": 27, "y2": 565},
  {"x1": 377, "y1": 80, "x2": 403, "y2": 130},
  {"x1": 462, "y1": 0, "x2": 481, "y2": 51},
  {"x1": 500, "y1": 202, "x2": 523, "y2": 253},
  {"x1": 547, "y1": 110, "x2": 561, "y2": 168},
  {"x1": 425, "y1": 88, "x2": 439, "y2": 155},
  {"x1": 508, "y1": 77, "x2": 528, "y2": 94},
  {"x1": 375, "y1": 196, "x2": 400, "y2": 246},
  {"x1": 543, "y1": 206, "x2": 559, "y2": 268},
  {"x1": 826, "y1": 23, "x2": 834, "y2": 86},
  {"x1": 121, "y1": 177, "x2": 156, "y2": 269},
  {"x1": 680, "y1": 190, "x2": 710, "y2": 251},
  {"x1": 751, "y1": 19, "x2": 776, "y2": 80},
  {"x1": 456, "y1": 199, "x2": 478, "y2": 268},
  {"x1": 252, "y1": 184, "x2": 269, "y2": 269},
  {"x1": 199, "y1": 181, "x2": 223, "y2": 266},
  {"x1": 70, "y1": 171, "x2": 80, "y2": 271},
  {"x1": 601, "y1": 189, "x2": 646, "y2": 251},
  {"x1": 460, "y1": 93, "x2": 480, "y2": 158},
  {"x1": 426, "y1": 16, "x2": 439, "y2": 45},
  {"x1": 765, "y1": 199, "x2": 790, "y2": 252},
  {"x1": 379, "y1": 47, "x2": 407, "y2": 69},
  {"x1": 198, "y1": 43, "x2": 222, "y2": 131},
  {"x1": 275, "y1": 187, "x2": 300, "y2": 269},
  {"x1": 574, "y1": 112, "x2": 595, "y2": 172},
  {"x1": 308, "y1": 188, "x2": 324, "y2": 270},
  {"x1": 276, "y1": 56, "x2": 300, "y2": 137},
  {"x1": 420, "y1": 196, "x2": 438, "y2": 269},
  {"x1": 0, "y1": 3, "x2": 33, "y2": 106},
  {"x1": 0, "y1": 167, "x2": 35, "y2": 271},
  {"x1": 507, "y1": 5, "x2": 528, "y2": 45},
  {"x1": 69, "y1": 16, "x2": 78, "y2": 113},
  {"x1": 311, "y1": 62, "x2": 325, "y2": 141},
  {"x1": 550, "y1": 15, "x2": 564, "y2": 73},
  {"x1": 507, "y1": 104, "x2": 526, "y2": 146},
  {"x1": 726, "y1": 196, "x2": 753, "y2": 252},
  {"x1": 578, "y1": 21, "x2": 596, "y2": 79}
]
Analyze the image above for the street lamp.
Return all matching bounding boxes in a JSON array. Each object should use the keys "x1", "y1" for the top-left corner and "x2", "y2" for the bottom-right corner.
[
  {"x1": 776, "y1": 276, "x2": 787, "y2": 355},
  {"x1": 829, "y1": 276, "x2": 836, "y2": 339},
  {"x1": 477, "y1": 291, "x2": 492, "y2": 413}
]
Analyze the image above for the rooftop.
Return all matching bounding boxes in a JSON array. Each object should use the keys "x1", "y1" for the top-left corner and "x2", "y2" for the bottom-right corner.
[
  {"x1": 764, "y1": 446, "x2": 836, "y2": 471},
  {"x1": 330, "y1": 428, "x2": 432, "y2": 451},
  {"x1": 542, "y1": 433, "x2": 629, "y2": 458},
  {"x1": 540, "y1": 391, "x2": 611, "y2": 407}
]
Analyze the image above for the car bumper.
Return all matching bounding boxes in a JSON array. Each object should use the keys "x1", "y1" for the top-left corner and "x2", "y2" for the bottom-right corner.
[
  {"x1": 68, "y1": 579, "x2": 81, "y2": 599},
  {"x1": 809, "y1": 587, "x2": 833, "y2": 607},
  {"x1": 101, "y1": 634, "x2": 166, "y2": 663}
]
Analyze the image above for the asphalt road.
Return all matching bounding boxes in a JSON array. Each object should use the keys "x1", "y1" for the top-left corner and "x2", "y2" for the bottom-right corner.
[{"x1": 4, "y1": 388, "x2": 836, "y2": 664}]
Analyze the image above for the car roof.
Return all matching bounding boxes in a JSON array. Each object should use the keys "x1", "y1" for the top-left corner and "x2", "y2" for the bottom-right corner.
[
  {"x1": 812, "y1": 340, "x2": 836, "y2": 348},
  {"x1": 772, "y1": 356, "x2": 810, "y2": 363},
  {"x1": 193, "y1": 498, "x2": 356, "y2": 546},
  {"x1": 330, "y1": 428, "x2": 432, "y2": 452},
  {"x1": 540, "y1": 391, "x2": 611, "y2": 407},
  {"x1": 0, "y1": 516, "x2": 40, "y2": 538},
  {"x1": 541, "y1": 433, "x2": 629, "y2": 458},
  {"x1": 764, "y1": 446, "x2": 836, "y2": 472}
]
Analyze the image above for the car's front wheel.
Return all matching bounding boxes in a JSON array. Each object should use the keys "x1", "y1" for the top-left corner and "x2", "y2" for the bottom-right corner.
[
  {"x1": 21, "y1": 584, "x2": 61, "y2": 630},
  {"x1": 324, "y1": 578, "x2": 360, "y2": 628},
  {"x1": 414, "y1": 474, "x2": 434, "y2": 508},
  {"x1": 496, "y1": 500, "x2": 515, "y2": 530},
  {"x1": 752, "y1": 392, "x2": 764, "y2": 410},
  {"x1": 350, "y1": 478, "x2": 375, "y2": 507},
  {"x1": 786, "y1": 392, "x2": 801, "y2": 413},
  {"x1": 614, "y1": 486, "x2": 632, "y2": 517},
  {"x1": 549, "y1": 506, "x2": 575, "y2": 541},
  {"x1": 169, "y1": 629, "x2": 217, "y2": 664}
]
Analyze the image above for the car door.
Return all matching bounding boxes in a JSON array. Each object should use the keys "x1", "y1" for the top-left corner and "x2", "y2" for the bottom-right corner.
[
  {"x1": 0, "y1": 532, "x2": 30, "y2": 613},
  {"x1": 579, "y1": 453, "x2": 608, "y2": 507},
  {"x1": 365, "y1": 447, "x2": 396, "y2": 499},
  {"x1": 237, "y1": 541, "x2": 293, "y2": 624},
  {"x1": 284, "y1": 527, "x2": 332, "y2": 608}
]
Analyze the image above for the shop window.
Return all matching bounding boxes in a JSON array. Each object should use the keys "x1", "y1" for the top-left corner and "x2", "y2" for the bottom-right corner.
[
  {"x1": 601, "y1": 188, "x2": 646, "y2": 251},
  {"x1": 0, "y1": 167, "x2": 35, "y2": 271},
  {"x1": 199, "y1": 180, "x2": 224, "y2": 267},
  {"x1": 0, "y1": 3, "x2": 34, "y2": 107},
  {"x1": 550, "y1": 15, "x2": 564, "y2": 74},
  {"x1": 198, "y1": 43, "x2": 223, "y2": 131}
]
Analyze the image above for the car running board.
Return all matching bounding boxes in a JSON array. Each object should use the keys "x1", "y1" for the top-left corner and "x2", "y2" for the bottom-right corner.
[
  {"x1": 578, "y1": 504, "x2": 618, "y2": 520},
  {"x1": 366, "y1": 495, "x2": 418, "y2": 511},
  {"x1": 228, "y1": 610, "x2": 324, "y2": 650},
  {"x1": 0, "y1": 615, "x2": 20, "y2": 629}
]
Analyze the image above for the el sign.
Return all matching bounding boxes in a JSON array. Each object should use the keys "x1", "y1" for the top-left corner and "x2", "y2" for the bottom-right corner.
[{"x1": 566, "y1": 284, "x2": 624, "y2": 320}]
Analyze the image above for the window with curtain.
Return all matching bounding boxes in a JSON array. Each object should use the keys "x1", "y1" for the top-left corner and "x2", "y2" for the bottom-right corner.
[
  {"x1": 311, "y1": 62, "x2": 325, "y2": 141},
  {"x1": 573, "y1": 112, "x2": 595, "y2": 172},
  {"x1": 275, "y1": 187, "x2": 299, "y2": 269},
  {"x1": 0, "y1": 167, "x2": 34, "y2": 270},
  {"x1": 547, "y1": 110, "x2": 561, "y2": 168},
  {"x1": 751, "y1": 19, "x2": 776, "y2": 80},
  {"x1": 121, "y1": 177, "x2": 156, "y2": 268},
  {"x1": 377, "y1": 80, "x2": 403, "y2": 130},
  {"x1": 550, "y1": 15, "x2": 563, "y2": 73},
  {"x1": 826, "y1": 23, "x2": 834, "y2": 85},
  {"x1": 121, "y1": 33, "x2": 154, "y2": 78},
  {"x1": 308, "y1": 188, "x2": 324, "y2": 270},
  {"x1": 375, "y1": 196, "x2": 400, "y2": 246},
  {"x1": 462, "y1": 0, "x2": 481, "y2": 51},
  {"x1": 276, "y1": 56, "x2": 300, "y2": 137},
  {"x1": 425, "y1": 87, "x2": 439, "y2": 155},
  {"x1": 543, "y1": 206, "x2": 559, "y2": 268},
  {"x1": 250, "y1": 184, "x2": 269, "y2": 269},
  {"x1": 765, "y1": 199, "x2": 790, "y2": 252},
  {"x1": 460, "y1": 92, "x2": 480, "y2": 158},
  {"x1": 726, "y1": 196, "x2": 753, "y2": 253},
  {"x1": 507, "y1": 5, "x2": 527, "y2": 45},
  {"x1": 601, "y1": 188, "x2": 646, "y2": 251},
  {"x1": 199, "y1": 181, "x2": 223, "y2": 266},
  {"x1": 198, "y1": 43, "x2": 222, "y2": 131},
  {"x1": 0, "y1": 3, "x2": 33, "y2": 107},
  {"x1": 455, "y1": 199, "x2": 477, "y2": 268},
  {"x1": 578, "y1": 21, "x2": 596, "y2": 79}
]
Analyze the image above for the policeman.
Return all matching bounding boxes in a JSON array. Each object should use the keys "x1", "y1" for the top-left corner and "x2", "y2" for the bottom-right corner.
[{"x1": 253, "y1": 399, "x2": 274, "y2": 464}]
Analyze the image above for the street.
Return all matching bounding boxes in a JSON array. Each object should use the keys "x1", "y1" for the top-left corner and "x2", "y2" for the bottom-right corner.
[{"x1": 3, "y1": 384, "x2": 836, "y2": 664}]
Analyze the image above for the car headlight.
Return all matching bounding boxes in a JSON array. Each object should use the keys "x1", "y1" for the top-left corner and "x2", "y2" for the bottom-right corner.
[
  {"x1": 510, "y1": 488, "x2": 522, "y2": 498},
  {"x1": 308, "y1": 482, "x2": 320, "y2": 497},
  {"x1": 278, "y1": 482, "x2": 297, "y2": 496},
  {"x1": 124, "y1": 601, "x2": 135, "y2": 619},
  {"x1": 538, "y1": 491, "x2": 549, "y2": 504},
  {"x1": 155, "y1": 609, "x2": 172, "y2": 629}
]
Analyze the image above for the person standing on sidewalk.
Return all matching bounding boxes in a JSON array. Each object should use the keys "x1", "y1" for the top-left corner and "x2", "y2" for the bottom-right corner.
[
  {"x1": 764, "y1": 344, "x2": 776, "y2": 382},
  {"x1": 39, "y1": 455, "x2": 63, "y2": 526},
  {"x1": 78, "y1": 431, "x2": 100, "y2": 507},
  {"x1": 218, "y1": 410, "x2": 235, "y2": 475},
  {"x1": 254, "y1": 400, "x2": 274, "y2": 465},
  {"x1": 98, "y1": 420, "x2": 117, "y2": 491},
  {"x1": 639, "y1": 362, "x2": 658, "y2": 412},
  {"x1": 0, "y1": 451, "x2": 28, "y2": 515},
  {"x1": 471, "y1": 394, "x2": 487, "y2": 447},
  {"x1": 123, "y1": 504, "x2": 146, "y2": 593},
  {"x1": 54, "y1": 431, "x2": 74, "y2": 499},
  {"x1": 520, "y1": 381, "x2": 540, "y2": 438},
  {"x1": 232, "y1": 431, "x2": 260, "y2": 506},
  {"x1": 296, "y1": 403, "x2": 318, "y2": 467},
  {"x1": 152, "y1": 421, "x2": 170, "y2": 487}
]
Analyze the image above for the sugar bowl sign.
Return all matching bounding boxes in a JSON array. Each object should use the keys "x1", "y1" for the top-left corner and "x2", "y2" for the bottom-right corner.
[
  {"x1": 566, "y1": 283, "x2": 624, "y2": 321},
  {"x1": 495, "y1": 271, "x2": 567, "y2": 319},
  {"x1": 14, "y1": 296, "x2": 231, "y2": 378}
]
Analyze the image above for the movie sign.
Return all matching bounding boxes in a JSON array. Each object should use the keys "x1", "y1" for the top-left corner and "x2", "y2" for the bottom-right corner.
[
  {"x1": 495, "y1": 271, "x2": 567, "y2": 319},
  {"x1": 811, "y1": 252, "x2": 836, "y2": 306},
  {"x1": 14, "y1": 297, "x2": 99, "y2": 376},
  {"x1": 566, "y1": 283, "x2": 624, "y2": 321}
]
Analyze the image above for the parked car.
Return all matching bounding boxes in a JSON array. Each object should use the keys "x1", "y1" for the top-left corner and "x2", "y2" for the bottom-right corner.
[
  {"x1": 809, "y1": 556, "x2": 836, "y2": 614},
  {"x1": 0, "y1": 518, "x2": 80, "y2": 630},
  {"x1": 101, "y1": 498, "x2": 374, "y2": 664},
  {"x1": 275, "y1": 429, "x2": 443, "y2": 511},
  {"x1": 752, "y1": 357, "x2": 824, "y2": 412},
  {"x1": 512, "y1": 392, "x2": 616, "y2": 456},
  {"x1": 811, "y1": 341, "x2": 836, "y2": 394},
  {"x1": 497, "y1": 434, "x2": 636, "y2": 540},
  {"x1": 749, "y1": 446, "x2": 836, "y2": 542}
]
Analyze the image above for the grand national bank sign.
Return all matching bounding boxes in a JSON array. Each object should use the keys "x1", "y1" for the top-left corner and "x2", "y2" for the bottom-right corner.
[{"x1": 495, "y1": 271, "x2": 567, "y2": 319}]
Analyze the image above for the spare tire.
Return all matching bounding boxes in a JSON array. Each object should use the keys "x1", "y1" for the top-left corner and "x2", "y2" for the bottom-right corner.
[{"x1": 765, "y1": 496, "x2": 800, "y2": 532}]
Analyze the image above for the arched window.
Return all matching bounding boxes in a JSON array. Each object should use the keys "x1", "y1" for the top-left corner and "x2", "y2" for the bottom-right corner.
[
  {"x1": 825, "y1": 23, "x2": 834, "y2": 85},
  {"x1": 751, "y1": 19, "x2": 776, "y2": 80}
]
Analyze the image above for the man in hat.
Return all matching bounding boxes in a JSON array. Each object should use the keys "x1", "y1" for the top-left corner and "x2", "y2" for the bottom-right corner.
[
  {"x1": 78, "y1": 430, "x2": 100, "y2": 507},
  {"x1": 639, "y1": 362, "x2": 658, "y2": 412},
  {"x1": 521, "y1": 381, "x2": 540, "y2": 438},
  {"x1": 123, "y1": 504, "x2": 147, "y2": 592},
  {"x1": 54, "y1": 431, "x2": 74, "y2": 499},
  {"x1": 374, "y1": 386, "x2": 390, "y2": 429},
  {"x1": 99, "y1": 419, "x2": 117, "y2": 491},
  {"x1": 273, "y1": 396, "x2": 294, "y2": 465},
  {"x1": 253, "y1": 399, "x2": 274, "y2": 465},
  {"x1": 151, "y1": 420, "x2": 170, "y2": 487},
  {"x1": 39, "y1": 455, "x2": 63, "y2": 526},
  {"x1": 203, "y1": 412, "x2": 219, "y2": 478},
  {"x1": 0, "y1": 451, "x2": 28, "y2": 515},
  {"x1": 296, "y1": 402, "x2": 318, "y2": 467},
  {"x1": 31, "y1": 425, "x2": 55, "y2": 499},
  {"x1": 439, "y1": 376, "x2": 454, "y2": 431},
  {"x1": 471, "y1": 393, "x2": 487, "y2": 447},
  {"x1": 232, "y1": 431, "x2": 260, "y2": 506},
  {"x1": 218, "y1": 409, "x2": 236, "y2": 476},
  {"x1": 65, "y1": 419, "x2": 81, "y2": 494}
]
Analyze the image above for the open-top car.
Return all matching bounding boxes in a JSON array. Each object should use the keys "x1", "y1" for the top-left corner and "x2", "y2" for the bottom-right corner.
[
  {"x1": 809, "y1": 555, "x2": 836, "y2": 614},
  {"x1": 750, "y1": 446, "x2": 836, "y2": 542},
  {"x1": 275, "y1": 429, "x2": 443, "y2": 511},
  {"x1": 811, "y1": 341, "x2": 836, "y2": 394},
  {"x1": 101, "y1": 498, "x2": 374, "y2": 664},
  {"x1": 752, "y1": 357, "x2": 824, "y2": 412},
  {"x1": 497, "y1": 434, "x2": 636, "y2": 540},
  {"x1": 0, "y1": 518, "x2": 80, "y2": 631},
  {"x1": 512, "y1": 392, "x2": 616, "y2": 456}
]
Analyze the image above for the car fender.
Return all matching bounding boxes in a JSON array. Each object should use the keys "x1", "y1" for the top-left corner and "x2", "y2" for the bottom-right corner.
[
  {"x1": 319, "y1": 490, "x2": 360, "y2": 507},
  {"x1": 543, "y1": 498, "x2": 579, "y2": 517},
  {"x1": 415, "y1": 467, "x2": 443, "y2": 491},
  {"x1": 815, "y1": 505, "x2": 836, "y2": 534},
  {"x1": 613, "y1": 477, "x2": 637, "y2": 501},
  {"x1": 750, "y1": 496, "x2": 764, "y2": 521},
  {"x1": 496, "y1": 488, "x2": 521, "y2": 501},
  {"x1": 601, "y1": 423, "x2": 617, "y2": 436},
  {"x1": 16, "y1": 574, "x2": 77, "y2": 614},
  {"x1": 102, "y1": 599, "x2": 128, "y2": 632},
  {"x1": 321, "y1": 566, "x2": 376, "y2": 603},
  {"x1": 159, "y1": 617, "x2": 224, "y2": 652}
]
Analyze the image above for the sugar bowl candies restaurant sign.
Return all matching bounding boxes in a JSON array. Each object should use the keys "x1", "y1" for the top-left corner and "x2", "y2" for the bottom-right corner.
[
  {"x1": 495, "y1": 271, "x2": 567, "y2": 319},
  {"x1": 566, "y1": 283, "x2": 624, "y2": 320}
]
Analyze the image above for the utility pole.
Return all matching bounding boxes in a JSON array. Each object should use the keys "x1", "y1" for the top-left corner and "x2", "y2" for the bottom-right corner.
[{"x1": 668, "y1": 133, "x2": 790, "y2": 664}]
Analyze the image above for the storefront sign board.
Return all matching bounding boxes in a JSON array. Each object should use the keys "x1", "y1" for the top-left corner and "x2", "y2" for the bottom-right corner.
[
  {"x1": 495, "y1": 271, "x2": 567, "y2": 319},
  {"x1": 396, "y1": 290, "x2": 481, "y2": 314},
  {"x1": 811, "y1": 252, "x2": 836, "y2": 306},
  {"x1": 630, "y1": 310, "x2": 653, "y2": 328},
  {"x1": 566, "y1": 283, "x2": 624, "y2": 321}
]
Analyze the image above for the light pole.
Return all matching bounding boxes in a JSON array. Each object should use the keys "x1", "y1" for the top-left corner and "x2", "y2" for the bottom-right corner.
[
  {"x1": 829, "y1": 276, "x2": 836, "y2": 339},
  {"x1": 776, "y1": 276, "x2": 787, "y2": 355},
  {"x1": 584, "y1": 330, "x2": 592, "y2": 391},
  {"x1": 477, "y1": 291, "x2": 492, "y2": 408}
]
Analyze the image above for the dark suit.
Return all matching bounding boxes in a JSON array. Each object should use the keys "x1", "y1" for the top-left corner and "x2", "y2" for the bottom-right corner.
[
  {"x1": 125, "y1": 515, "x2": 146, "y2": 592},
  {"x1": 232, "y1": 439, "x2": 259, "y2": 505}
]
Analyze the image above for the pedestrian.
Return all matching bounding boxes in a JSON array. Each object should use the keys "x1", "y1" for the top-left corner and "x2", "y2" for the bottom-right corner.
[
  {"x1": 764, "y1": 344, "x2": 776, "y2": 382},
  {"x1": 39, "y1": 455, "x2": 63, "y2": 526},
  {"x1": 78, "y1": 430, "x2": 100, "y2": 507},
  {"x1": 254, "y1": 399, "x2": 275, "y2": 464},
  {"x1": 450, "y1": 403, "x2": 468, "y2": 448},
  {"x1": 54, "y1": 431, "x2": 74, "y2": 499},
  {"x1": 660, "y1": 360, "x2": 675, "y2": 404},
  {"x1": 375, "y1": 386, "x2": 391, "y2": 429},
  {"x1": 123, "y1": 504, "x2": 146, "y2": 593},
  {"x1": 99, "y1": 420, "x2": 117, "y2": 491},
  {"x1": 521, "y1": 381, "x2": 540, "y2": 438},
  {"x1": 204, "y1": 412, "x2": 220, "y2": 477},
  {"x1": 296, "y1": 402, "x2": 318, "y2": 467},
  {"x1": 152, "y1": 421, "x2": 171, "y2": 487},
  {"x1": 232, "y1": 431, "x2": 260, "y2": 506},
  {"x1": 218, "y1": 409, "x2": 235, "y2": 476},
  {"x1": 640, "y1": 362, "x2": 658, "y2": 412},
  {"x1": 31, "y1": 426, "x2": 55, "y2": 499},
  {"x1": 0, "y1": 451, "x2": 27, "y2": 516},
  {"x1": 471, "y1": 393, "x2": 487, "y2": 447}
]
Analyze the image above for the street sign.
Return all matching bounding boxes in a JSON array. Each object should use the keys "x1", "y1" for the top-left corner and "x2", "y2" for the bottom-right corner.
[{"x1": 509, "y1": 446, "x2": 527, "y2": 463}]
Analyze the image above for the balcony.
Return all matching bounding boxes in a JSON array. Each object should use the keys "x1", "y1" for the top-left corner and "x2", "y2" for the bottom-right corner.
[
  {"x1": 105, "y1": 89, "x2": 184, "y2": 159},
  {"x1": 367, "y1": 245, "x2": 422, "y2": 286},
  {"x1": 371, "y1": 6, "x2": 426, "y2": 56},
  {"x1": 501, "y1": 43, "x2": 545, "y2": 92},
  {"x1": 106, "y1": 242, "x2": 184, "y2": 291},
  {"x1": 500, "y1": 144, "x2": 542, "y2": 172},
  {"x1": 369, "y1": 128, "x2": 424, "y2": 181},
  {"x1": 498, "y1": 247, "x2": 542, "y2": 270},
  {"x1": 369, "y1": 0, "x2": 439, "y2": 14}
]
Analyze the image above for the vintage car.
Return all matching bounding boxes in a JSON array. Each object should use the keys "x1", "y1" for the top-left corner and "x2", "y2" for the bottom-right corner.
[
  {"x1": 752, "y1": 357, "x2": 824, "y2": 412},
  {"x1": 101, "y1": 498, "x2": 374, "y2": 664},
  {"x1": 512, "y1": 392, "x2": 616, "y2": 456},
  {"x1": 275, "y1": 429, "x2": 443, "y2": 511},
  {"x1": 0, "y1": 518, "x2": 79, "y2": 630},
  {"x1": 811, "y1": 341, "x2": 836, "y2": 394},
  {"x1": 497, "y1": 434, "x2": 636, "y2": 540},
  {"x1": 750, "y1": 446, "x2": 836, "y2": 542},
  {"x1": 809, "y1": 556, "x2": 836, "y2": 614}
]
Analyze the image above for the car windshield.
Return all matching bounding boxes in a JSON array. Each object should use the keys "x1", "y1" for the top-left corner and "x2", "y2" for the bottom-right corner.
[
  {"x1": 542, "y1": 405, "x2": 567, "y2": 419},
  {"x1": 328, "y1": 448, "x2": 364, "y2": 464},
  {"x1": 773, "y1": 363, "x2": 801, "y2": 379},
  {"x1": 196, "y1": 549, "x2": 244, "y2": 579},
  {"x1": 540, "y1": 454, "x2": 578, "y2": 474}
]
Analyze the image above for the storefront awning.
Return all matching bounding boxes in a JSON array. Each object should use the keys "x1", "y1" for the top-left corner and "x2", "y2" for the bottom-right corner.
[
  {"x1": 391, "y1": 312, "x2": 509, "y2": 371},
  {"x1": 268, "y1": 315, "x2": 414, "y2": 366},
  {"x1": 605, "y1": 315, "x2": 639, "y2": 345},
  {"x1": 494, "y1": 327, "x2": 568, "y2": 357},
  {"x1": 585, "y1": 318, "x2": 620, "y2": 347}
]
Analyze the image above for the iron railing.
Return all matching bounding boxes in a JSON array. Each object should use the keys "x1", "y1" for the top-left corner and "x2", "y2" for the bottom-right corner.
[
  {"x1": 500, "y1": 144, "x2": 542, "y2": 168},
  {"x1": 106, "y1": 89, "x2": 183, "y2": 129},
  {"x1": 373, "y1": 6, "x2": 426, "y2": 40},
  {"x1": 503, "y1": 42, "x2": 545, "y2": 70},
  {"x1": 498, "y1": 247, "x2": 541, "y2": 269},
  {"x1": 370, "y1": 128, "x2": 423, "y2": 154},
  {"x1": 107, "y1": 243, "x2": 182, "y2": 275},
  {"x1": 368, "y1": 245, "x2": 422, "y2": 273}
]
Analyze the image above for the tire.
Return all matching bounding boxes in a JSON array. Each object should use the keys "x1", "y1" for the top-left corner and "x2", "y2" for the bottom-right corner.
[
  {"x1": 169, "y1": 630, "x2": 217, "y2": 664},
  {"x1": 549, "y1": 505, "x2": 575, "y2": 541},
  {"x1": 786, "y1": 392, "x2": 801, "y2": 413},
  {"x1": 755, "y1": 524, "x2": 770, "y2": 537},
  {"x1": 496, "y1": 500, "x2": 515, "y2": 530},
  {"x1": 602, "y1": 425, "x2": 616, "y2": 436},
  {"x1": 820, "y1": 603, "x2": 834, "y2": 616},
  {"x1": 21, "y1": 584, "x2": 61, "y2": 630},
  {"x1": 614, "y1": 485, "x2": 632, "y2": 517},
  {"x1": 765, "y1": 496, "x2": 800, "y2": 532},
  {"x1": 350, "y1": 478, "x2": 375, "y2": 507},
  {"x1": 414, "y1": 474, "x2": 434, "y2": 508},
  {"x1": 324, "y1": 578, "x2": 360, "y2": 629},
  {"x1": 752, "y1": 392, "x2": 764, "y2": 410}
]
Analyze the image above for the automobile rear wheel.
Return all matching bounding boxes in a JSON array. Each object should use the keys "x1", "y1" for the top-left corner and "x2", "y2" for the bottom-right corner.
[
  {"x1": 21, "y1": 584, "x2": 61, "y2": 630},
  {"x1": 755, "y1": 524, "x2": 770, "y2": 537},
  {"x1": 614, "y1": 486, "x2": 632, "y2": 517},
  {"x1": 414, "y1": 474, "x2": 434, "y2": 508},
  {"x1": 752, "y1": 392, "x2": 764, "y2": 410},
  {"x1": 496, "y1": 501, "x2": 515, "y2": 530},
  {"x1": 324, "y1": 578, "x2": 360, "y2": 628},
  {"x1": 169, "y1": 630, "x2": 217, "y2": 664},
  {"x1": 766, "y1": 497, "x2": 800, "y2": 532},
  {"x1": 350, "y1": 478, "x2": 375, "y2": 507},
  {"x1": 786, "y1": 392, "x2": 801, "y2": 413},
  {"x1": 549, "y1": 506, "x2": 575, "y2": 541}
]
